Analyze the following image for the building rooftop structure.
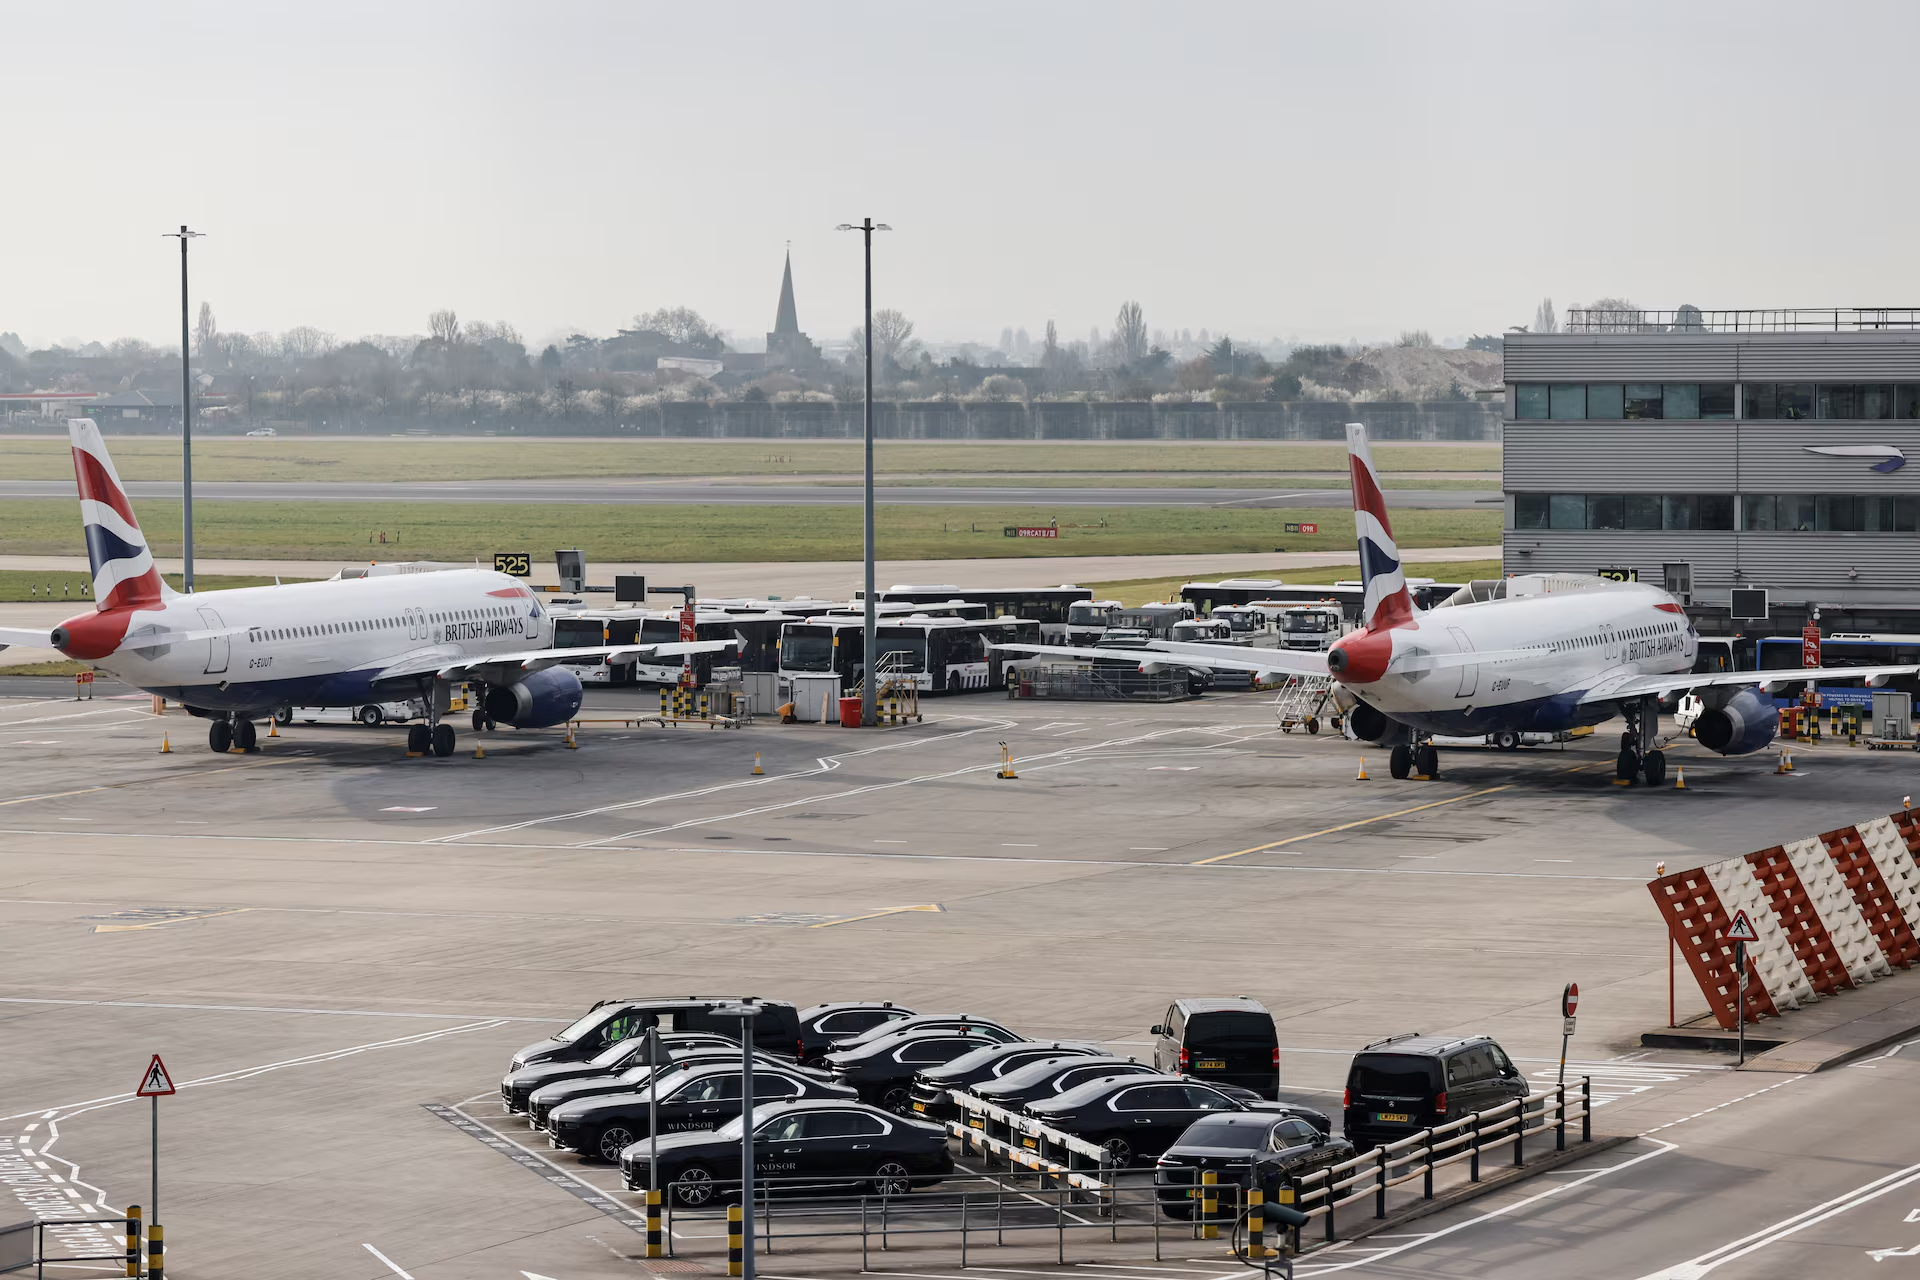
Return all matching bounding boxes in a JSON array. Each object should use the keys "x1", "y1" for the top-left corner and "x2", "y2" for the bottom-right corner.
[{"x1": 764, "y1": 248, "x2": 823, "y2": 372}]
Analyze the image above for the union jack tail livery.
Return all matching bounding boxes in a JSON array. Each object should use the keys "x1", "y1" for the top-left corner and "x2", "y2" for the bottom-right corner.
[
  {"x1": 1345, "y1": 421, "x2": 1415, "y2": 631},
  {"x1": 69, "y1": 418, "x2": 168, "y2": 612}
]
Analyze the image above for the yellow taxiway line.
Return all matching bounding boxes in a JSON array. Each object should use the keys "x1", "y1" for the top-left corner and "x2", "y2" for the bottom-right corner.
[{"x1": 1192, "y1": 785, "x2": 1514, "y2": 864}]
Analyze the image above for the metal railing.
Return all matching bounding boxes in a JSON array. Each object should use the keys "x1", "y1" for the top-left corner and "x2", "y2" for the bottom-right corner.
[
  {"x1": 0, "y1": 1214, "x2": 140, "y2": 1277},
  {"x1": 1011, "y1": 663, "x2": 1193, "y2": 702},
  {"x1": 1564, "y1": 307, "x2": 1920, "y2": 334}
]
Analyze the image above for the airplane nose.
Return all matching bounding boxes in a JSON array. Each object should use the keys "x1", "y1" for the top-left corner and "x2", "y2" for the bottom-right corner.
[{"x1": 1328, "y1": 628, "x2": 1393, "y2": 683}]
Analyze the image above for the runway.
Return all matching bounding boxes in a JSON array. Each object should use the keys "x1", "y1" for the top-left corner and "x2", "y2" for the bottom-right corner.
[{"x1": 0, "y1": 478, "x2": 1499, "y2": 508}]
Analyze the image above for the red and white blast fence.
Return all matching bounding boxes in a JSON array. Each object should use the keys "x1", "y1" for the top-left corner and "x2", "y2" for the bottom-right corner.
[{"x1": 1650, "y1": 809, "x2": 1920, "y2": 1030}]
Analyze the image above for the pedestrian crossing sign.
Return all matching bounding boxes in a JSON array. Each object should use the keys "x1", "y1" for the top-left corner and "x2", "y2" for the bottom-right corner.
[
  {"x1": 1725, "y1": 910, "x2": 1759, "y2": 943},
  {"x1": 136, "y1": 1054, "x2": 176, "y2": 1097}
]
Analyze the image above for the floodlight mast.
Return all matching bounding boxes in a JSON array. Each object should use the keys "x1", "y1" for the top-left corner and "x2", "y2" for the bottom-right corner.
[
  {"x1": 162, "y1": 225, "x2": 204, "y2": 592},
  {"x1": 835, "y1": 219, "x2": 891, "y2": 726}
]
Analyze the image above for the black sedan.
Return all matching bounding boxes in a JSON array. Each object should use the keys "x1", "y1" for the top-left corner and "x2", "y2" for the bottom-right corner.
[
  {"x1": 529, "y1": 1048, "x2": 829, "y2": 1129},
  {"x1": 1026, "y1": 1073, "x2": 1314, "y2": 1169},
  {"x1": 826, "y1": 1012, "x2": 1022, "y2": 1055},
  {"x1": 796, "y1": 1002, "x2": 915, "y2": 1065},
  {"x1": 972, "y1": 1057, "x2": 1159, "y2": 1110},
  {"x1": 547, "y1": 1061, "x2": 854, "y2": 1163},
  {"x1": 500, "y1": 1032, "x2": 739, "y2": 1115},
  {"x1": 907, "y1": 1041, "x2": 1103, "y2": 1122},
  {"x1": 619, "y1": 1099, "x2": 953, "y2": 1205},
  {"x1": 827, "y1": 1027, "x2": 1027, "y2": 1113},
  {"x1": 1154, "y1": 1113, "x2": 1353, "y2": 1220}
]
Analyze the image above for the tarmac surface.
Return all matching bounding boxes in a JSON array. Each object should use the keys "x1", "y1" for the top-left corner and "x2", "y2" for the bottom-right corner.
[
  {"x1": 0, "y1": 479, "x2": 1499, "y2": 508},
  {"x1": 3, "y1": 682, "x2": 1915, "y2": 1278}
]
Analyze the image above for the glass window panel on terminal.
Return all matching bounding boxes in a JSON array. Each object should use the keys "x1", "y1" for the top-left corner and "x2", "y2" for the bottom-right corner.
[
  {"x1": 1586, "y1": 383, "x2": 1625, "y2": 419},
  {"x1": 1623, "y1": 384, "x2": 1665, "y2": 419},
  {"x1": 1514, "y1": 494, "x2": 1550, "y2": 529},
  {"x1": 1663, "y1": 495, "x2": 1698, "y2": 530},
  {"x1": 1900, "y1": 387, "x2": 1920, "y2": 419},
  {"x1": 1699, "y1": 494, "x2": 1735, "y2": 529},
  {"x1": 1742, "y1": 495, "x2": 1776, "y2": 530},
  {"x1": 1549, "y1": 494, "x2": 1586, "y2": 529},
  {"x1": 1625, "y1": 494, "x2": 1664, "y2": 530},
  {"x1": 1515, "y1": 384, "x2": 1549, "y2": 419},
  {"x1": 1586, "y1": 494, "x2": 1625, "y2": 530},
  {"x1": 1549, "y1": 384, "x2": 1587, "y2": 419},
  {"x1": 1662, "y1": 384, "x2": 1700, "y2": 419},
  {"x1": 1700, "y1": 383, "x2": 1736, "y2": 418}
]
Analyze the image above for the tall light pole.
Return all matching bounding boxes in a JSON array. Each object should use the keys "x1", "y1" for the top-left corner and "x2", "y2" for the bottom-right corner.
[
  {"x1": 718, "y1": 1002, "x2": 762, "y2": 1280},
  {"x1": 835, "y1": 219, "x2": 890, "y2": 727},
  {"x1": 163, "y1": 225, "x2": 204, "y2": 593}
]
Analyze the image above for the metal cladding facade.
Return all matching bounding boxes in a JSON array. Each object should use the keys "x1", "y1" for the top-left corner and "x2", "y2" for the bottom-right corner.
[
  {"x1": 1503, "y1": 329, "x2": 1920, "y2": 612},
  {"x1": 1649, "y1": 810, "x2": 1920, "y2": 1030}
]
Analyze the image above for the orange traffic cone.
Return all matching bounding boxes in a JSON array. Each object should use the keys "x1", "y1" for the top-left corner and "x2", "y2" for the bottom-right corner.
[
  {"x1": 1355, "y1": 756, "x2": 1369, "y2": 781},
  {"x1": 1776, "y1": 748, "x2": 1794, "y2": 774},
  {"x1": 564, "y1": 724, "x2": 578, "y2": 750},
  {"x1": 752, "y1": 752, "x2": 764, "y2": 776},
  {"x1": 158, "y1": 734, "x2": 171, "y2": 754},
  {"x1": 473, "y1": 742, "x2": 486, "y2": 759},
  {"x1": 1673, "y1": 765, "x2": 1687, "y2": 790},
  {"x1": 267, "y1": 720, "x2": 279, "y2": 738}
]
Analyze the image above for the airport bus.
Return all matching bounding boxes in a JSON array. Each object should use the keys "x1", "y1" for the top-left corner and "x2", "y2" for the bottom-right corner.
[
  {"x1": 552, "y1": 608, "x2": 795, "y2": 685},
  {"x1": 861, "y1": 585, "x2": 1092, "y2": 641},
  {"x1": 1756, "y1": 633, "x2": 1920, "y2": 708},
  {"x1": 778, "y1": 615, "x2": 1003, "y2": 692},
  {"x1": 1182, "y1": 578, "x2": 1464, "y2": 623}
]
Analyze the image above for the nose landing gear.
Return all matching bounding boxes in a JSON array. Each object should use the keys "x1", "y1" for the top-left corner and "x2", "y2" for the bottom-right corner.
[{"x1": 209, "y1": 715, "x2": 258, "y2": 753}]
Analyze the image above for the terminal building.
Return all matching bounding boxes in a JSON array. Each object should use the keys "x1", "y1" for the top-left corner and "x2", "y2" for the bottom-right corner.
[{"x1": 1503, "y1": 308, "x2": 1920, "y2": 659}]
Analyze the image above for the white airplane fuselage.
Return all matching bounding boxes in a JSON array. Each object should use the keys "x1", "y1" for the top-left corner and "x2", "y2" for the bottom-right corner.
[
  {"x1": 1331, "y1": 580, "x2": 1698, "y2": 736},
  {"x1": 61, "y1": 569, "x2": 551, "y2": 714}
]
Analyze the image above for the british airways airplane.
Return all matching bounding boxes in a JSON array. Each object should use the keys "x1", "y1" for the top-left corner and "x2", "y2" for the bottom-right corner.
[
  {"x1": 0, "y1": 420, "x2": 732, "y2": 757},
  {"x1": 998, "y1": 422, "x2": 1919, "y2": 787}
]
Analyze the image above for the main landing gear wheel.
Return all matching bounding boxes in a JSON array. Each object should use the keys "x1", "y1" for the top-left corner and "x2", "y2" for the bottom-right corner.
[
  {"x1": 407, "y1": 724, "x2": 430, "y2": 755},
  {"x1": 431, "y1": 724, "x2": 455, "y2": 758},
  {"x1": 1493, "y1": 729, "x2": 1521, "y2": 751},
  {"x1": 1642, "y1": 749, "x2": 1666, "y2": 788},
  {"x1": 208, "y1": 720, "x2": 232, "y2": 753},
  {"x1": 1389, "y1": 744, "x2": 1413, "y2": 780},
  {"x1": 472, "y1": 708, "x2": 486, "y2": 732},
  {"x1": 1616, "y1": 748, "x2": 1639, "y2": 784},
  {"x1": 358, "y1": 705, "x2": 384, "y2": 726},
  {"x1": 233, "y1": 718, "x2": 257, "y2": 752},
  {"x1": 1416, "y1": 743, "x2": 1439, "y2": 778},
  {"x1": 272, "y1": 706, "x2": 293, "y2": 725}
]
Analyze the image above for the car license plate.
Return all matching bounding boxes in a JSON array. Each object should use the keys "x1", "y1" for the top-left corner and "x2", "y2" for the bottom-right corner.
[
  {"x1": 1198, "y1": 1059, "x2": 1227, "y2": 1070},
  {"x1": 912, "y1": 1102, "x2": 926, "y2": 1112},
  {"x1": 969, "y1": 1119, "x2": 984, "y2": 1129},
  {"x1": 1022, "y1": 1137, "x2": 1037, "y2": 1149},
  {"x1": 1377, "y1": 1112, "x2": 1410, "y2": 1123}
]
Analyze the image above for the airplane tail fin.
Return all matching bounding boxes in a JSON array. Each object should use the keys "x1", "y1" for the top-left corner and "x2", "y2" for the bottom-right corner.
[
  {"x1": 67, "y1": 418, "x2": 168, "y2": 611},
  {"x1": 1345, "y1": 421, "x2": 1415, "y2": 631}
]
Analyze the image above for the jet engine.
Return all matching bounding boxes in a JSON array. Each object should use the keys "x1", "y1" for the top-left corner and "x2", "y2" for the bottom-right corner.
[
  {"x1": 1691, "y1": 686, "x2": 1779, "y2": 756},
  {"x1": 483, "y1": 665, "x2": 584, "y2": 728},
  {"x1": 1346, "y1": 699, "x2": 1391, "y2": 743}
]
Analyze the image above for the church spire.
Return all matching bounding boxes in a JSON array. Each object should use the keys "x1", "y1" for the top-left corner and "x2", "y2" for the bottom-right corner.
[{"x1": 773, "y1": 246, "x2": 800, "y2": 336}]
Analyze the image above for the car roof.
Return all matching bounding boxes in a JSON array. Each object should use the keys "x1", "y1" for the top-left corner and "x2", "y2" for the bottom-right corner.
[
  {"x1": 837, "y1": 1026, "x2": 1005, "y2": 1056},
  {"x1": 1356, "y1": 1032, "x2": 1495, "y2": 1057},
  {"x1": 1035, "y1": 1071, "x2": 1200, "y2": 1109},
  {"x1": 1174, "y1": 997, "x2": 1271, "y2": 1016},
  {"x1": 977, "y1": 1055, "x2": 1139, "y2": 1089},
  {"x1": 799, "y1": 1001, "x2": 906, "y2": 1019}
]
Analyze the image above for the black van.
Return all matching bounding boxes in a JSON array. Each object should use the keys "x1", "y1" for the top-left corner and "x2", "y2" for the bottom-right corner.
[
  {"x1": 1151, "y1": 997, "x2": 1279, "y2": 1099},
  {"x1": 1341, "y1": 1033, "x2": 1528, "y2": 1153},
  {"x1": 508, "y1": 997, "x2": 802, "y2": 1071}
]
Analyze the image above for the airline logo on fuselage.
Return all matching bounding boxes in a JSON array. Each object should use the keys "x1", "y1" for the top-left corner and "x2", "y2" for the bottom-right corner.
[{"x1": 444, "y1": 617, "x2": 521, "y2": 642}]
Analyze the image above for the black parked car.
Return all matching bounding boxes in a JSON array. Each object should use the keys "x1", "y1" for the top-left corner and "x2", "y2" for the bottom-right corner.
[
  {"x1": 508, "y1": 997, "x2": 801, "y2": 1071},
  {"x1": 1026, "y1": 1073, "x2": 1313, "y2": 1169},
  {"x1": 908, "y1": 1041, "x2": 1103, "y2": 1122},
  {"x1": 529, "y1": 1047, "x2": 830, "y2": 1130},
  {"x1": 500, "y1": 1031, "x2": 739, "y2": 1115},
  {"x1": 1152, "y1": 997, "x2": 1280, "y2": 1099},
  {"x1": 825, "y1": 1012, "x2": 1022, "y2": 1055},
  {"x1": 827, "y1": 1027, "x2": 1026, "y2": 1113},
  {"x1": 1342, "y1": 1033, "x2": 1528, "y2": 1154},
  {"x1": 1154, "y1": 1113, "x2": 1353, "y2": 1220},
  {"x1": 547, "y1": 1060, "x2": 854, "y2": 1163},
  {"x1": 972, "y1": 1056, "x2": 1159, "y2": 1110},
  {"x1": 796, "y1": 1002, "x2": 914, "y2": 1065},
  {"x1": 620, "y1": 1099, "x2": 954, "y2": 1204}
]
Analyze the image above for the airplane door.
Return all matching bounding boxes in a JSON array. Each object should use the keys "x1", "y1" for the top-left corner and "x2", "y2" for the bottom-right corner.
[
  {"x1": 1446, "y1": 626, "x2": 1476, "y2": 698},
  {"x1": 197, "y1": 606, "x2": 230, "y2": 675}
]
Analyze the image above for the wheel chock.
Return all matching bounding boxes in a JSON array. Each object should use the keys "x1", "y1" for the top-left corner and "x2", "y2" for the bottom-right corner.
[
  {"x1": 1355, "y1": 756, "x2": 1369, "y2": 781},
  {"x1": 159, "y1": 734, "x2": 171, "y2": 754}
]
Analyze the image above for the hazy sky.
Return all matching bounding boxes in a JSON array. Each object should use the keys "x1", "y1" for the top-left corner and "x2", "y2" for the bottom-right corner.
[{"x1": 13, "y1": 2, "x2": 1920, "y2": 351}]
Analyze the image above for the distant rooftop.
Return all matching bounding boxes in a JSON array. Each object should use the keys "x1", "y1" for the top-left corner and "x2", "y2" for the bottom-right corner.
[{"x1": 1557, "y1": 307, "x2": 1920, "y2": 334}]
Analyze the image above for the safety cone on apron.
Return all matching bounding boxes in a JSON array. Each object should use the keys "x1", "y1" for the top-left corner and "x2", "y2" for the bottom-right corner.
[
  {"x1": 1355, "y1": 756, "x2": 1369, "y2": 780},
  {"x1": 159, "y1": 734, "x2": 171, "y2": 753},
  {"x1": 1673, "y1": 764, "x2": 1687, "y2": 790}
]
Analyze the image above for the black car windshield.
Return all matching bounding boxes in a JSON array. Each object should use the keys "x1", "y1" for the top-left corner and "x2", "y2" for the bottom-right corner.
[
  {"x1": 590, "y1": 1040, "x2": 638, "y2": 1067},
  {"x1": 1185, "y1": 1012, "x2": 1275, "y2": 1046},
  {"x1": 1350, "y1": 1055, "x2": 1440, "y2": 1095},
  {"x1": 1178, "y1": 1117, "x2": 1269, "y2": 1147},
  {"x1": 557, "y1": 1009, "x2": 613, "y2": 1042}
]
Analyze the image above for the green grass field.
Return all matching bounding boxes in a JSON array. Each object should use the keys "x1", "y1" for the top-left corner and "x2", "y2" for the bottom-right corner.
[
  {"x1": 0, "y1": 569, "x2": 295, "y2": 603},
  {"x1": 0, "y1": 436, "x2": 1499, "y2": 483},
  {"x1": 0, "y1": 498, "x2": 1501, "y2": 564},
  {"x1": 1082, "y1": 559, "x2": 1506, "y2": 606}
]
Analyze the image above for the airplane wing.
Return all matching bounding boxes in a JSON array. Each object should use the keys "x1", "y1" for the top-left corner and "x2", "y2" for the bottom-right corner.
[
  {"x1": 992, "y1": 641, "x2": 1331, "y2": 677},
  {"x1": 371, "y1": 639, "x2": 738, "y2": 685},
  {"x1": 0, "y1": 627, "x2": 54, "y2": 650},
  {"x1": 1576, "y1": 664, "x2": 1920, "y2": 705}
]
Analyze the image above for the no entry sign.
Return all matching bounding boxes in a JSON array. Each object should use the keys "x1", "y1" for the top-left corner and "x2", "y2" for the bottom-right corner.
[{"x1": 1562, "y1": 982, "x2": 1579, "y2": 1018}]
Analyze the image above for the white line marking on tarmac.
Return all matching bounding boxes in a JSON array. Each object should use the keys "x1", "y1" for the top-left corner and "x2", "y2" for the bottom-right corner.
[
  {"x1": 1639, "y1": 1077, "x2": 1800, "y2": 1135},
  {"x1": 363, "y1": 1243, "x2": 416, "y2": 1278},
  {"x1": 1632, "y1": 1158, "x2": 1920, "y2": 1278}
]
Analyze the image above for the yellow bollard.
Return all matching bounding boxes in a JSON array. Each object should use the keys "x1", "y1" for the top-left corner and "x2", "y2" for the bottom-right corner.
[
  {"x1": 727, "y1": 1204, "x2": 743, "y2": 1277},
  {"x1": 1248, "y1": 1187, "x2": 1266, "y2": 1260},
  {"x1": 645, "y1": 1188, "x2": 663, "y2": 1258},
  {"x1": 148, "y1": 1223, "x2": 163, "y2": 1280},
  {"x1": 125, "y1": 1205, "x2": 140, "y2": 1278},
  {"x1": 158, "y1": 734, "x2": 171, "y2": 754},
  {"x1": 1201, "y1": 1169, "x2": 1218, "y2": 1239}
]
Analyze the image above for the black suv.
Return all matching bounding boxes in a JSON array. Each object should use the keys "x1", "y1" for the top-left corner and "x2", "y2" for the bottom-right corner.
[
  {"x1": 1151, "y1": 998, "x2": 1279, "y2": 1099},
  {"x1": 1342, "y1": 1033, "x2": 1528, "y2": 1153},
  {"x1": 508, "y1": 997, "x2": 802, "y2": 1071}
]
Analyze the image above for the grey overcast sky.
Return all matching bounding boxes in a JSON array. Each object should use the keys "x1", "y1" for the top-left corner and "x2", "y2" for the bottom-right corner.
[{"x1": 12, "y1": 1, "x2": 1920, "y2": 351}]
